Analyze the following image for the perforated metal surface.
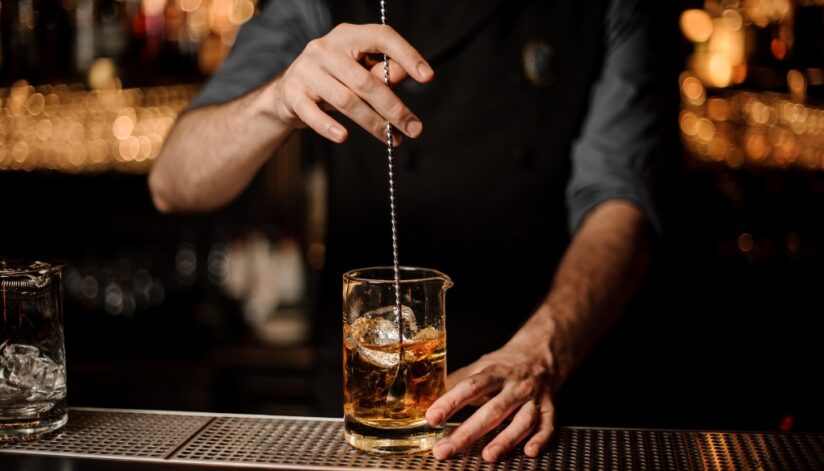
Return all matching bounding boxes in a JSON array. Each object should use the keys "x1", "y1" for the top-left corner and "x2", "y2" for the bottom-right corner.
[
  {"x1": 2, "y1": 408, "x2": 824, "y2": 470},
  {"x1": 0, "y1": 409, "x2": 210, "y2": 459},
  {"x1": 172, "y1": 416, "x2": 556, "y2": 470}
]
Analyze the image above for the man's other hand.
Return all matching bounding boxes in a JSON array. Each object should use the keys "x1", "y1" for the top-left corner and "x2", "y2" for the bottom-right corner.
[{"x1": 425, "y1": 343, "x2": 556, "y2": 462}]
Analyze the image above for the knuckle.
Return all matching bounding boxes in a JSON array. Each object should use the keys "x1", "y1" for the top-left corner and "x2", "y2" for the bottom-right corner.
[
  {"x1": 352, "y1": 71, "x2": 375, "y2": 93},
  {"x1": 291, "y1": 98, "x2": 310, "y2": 116},
  {"x1": 512, "y1": 379, "x2": 534, "y2": 402},
  {"x1": 283, "y1": 81, "x2": 303, "y2": 99},
  {"x1": 486, "y1": 400, "x2": 507, "y2": 419},
  {"x1": 441, "y1": 393, "x2": 459, "y2": 412},
  {"x1": 304, "y1": 38, "x2": 323, "y2": 55},
  {"x1": 450, "y1": 427, "x2": 472, "y2": 446},
  {"x1": 331, "y1": 90, "x2": 356, "y2": 110},
  {"x1": 376, "y1": 24, "x2": 394, "y2": 39},
  {"x1": 465, "y1": 376, "x2": 482, "y2": 396},
  {"x1": 372, "y1": 120, "x2": 387, "y2": 138},
  {"x1": 385, "y1": 100, "x2": 407, "y2": 122},
  {"x1": 331, "y1": 23, "x2": 351, "y2": 35}
]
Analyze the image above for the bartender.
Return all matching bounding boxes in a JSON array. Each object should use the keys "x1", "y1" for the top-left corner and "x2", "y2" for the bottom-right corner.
[{"x1": 149, "y1": 0, "x2": 660, "y2": 462}]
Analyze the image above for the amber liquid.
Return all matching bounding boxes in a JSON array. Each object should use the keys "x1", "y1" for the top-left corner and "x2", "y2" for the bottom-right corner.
[{"x1": 343, "y1": 328, "x2": 446, "y2": 430}]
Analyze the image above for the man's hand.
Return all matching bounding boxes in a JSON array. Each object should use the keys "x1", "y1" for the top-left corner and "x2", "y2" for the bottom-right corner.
[
  {"x1": 424, "y1": 201, "x2": 651, "y2": 462},
  {"x1": 274, "y1": 23, "x2": 434, "y2": 145},
  {"x1": 425, "y1": 341, "x2": 556, "y2": 462}
]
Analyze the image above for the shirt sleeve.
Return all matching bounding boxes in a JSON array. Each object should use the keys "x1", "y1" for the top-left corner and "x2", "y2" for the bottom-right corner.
[
  {"x1": 565, "y1": 0, "x2": 661, "y2": 234},
  {"x1": 187, "y1": 0, "x2": 332, "y2": 110}
]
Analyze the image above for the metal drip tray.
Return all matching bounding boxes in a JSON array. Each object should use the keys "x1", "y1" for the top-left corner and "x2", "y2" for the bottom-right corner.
[{"x1": 2, "y1": 408, "x2": 824, "y2": 470}]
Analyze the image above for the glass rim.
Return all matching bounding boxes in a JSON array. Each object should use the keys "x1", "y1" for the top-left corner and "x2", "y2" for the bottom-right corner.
[
  {"x1": 0, "y1": 260, "x2": 65, "y2": 277},
  {"x1": 343, "y1": 266, "x2": 452, "y2": 285}
]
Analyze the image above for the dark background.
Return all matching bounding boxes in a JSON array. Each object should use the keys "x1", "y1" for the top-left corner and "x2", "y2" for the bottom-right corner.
[{"x1": 1, "y1": 0, "x2": 823, "y2": 433}]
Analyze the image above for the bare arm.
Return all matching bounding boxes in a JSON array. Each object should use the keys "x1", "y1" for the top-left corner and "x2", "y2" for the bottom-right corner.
[
  {"x1": 516, "y1": 199, "x2": 651, "y2": 387},
  {"x1": 426, "y1": 200, "x2": 650, "y2": 461},
  {"x1": 148, "y1": 82, "x2": 288, "y2": 213},
  {"x1": 149, "y1": 24, "x2": 434, "y2": 213}
]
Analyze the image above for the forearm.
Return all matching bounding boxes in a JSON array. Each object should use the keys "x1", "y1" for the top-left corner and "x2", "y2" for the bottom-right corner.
[
  {"x1": 508, "y1": 200, "x2": 651, "y2": 389},
  {"x1": 148, "y1": 79, "x2": 291, "y2": 213}
]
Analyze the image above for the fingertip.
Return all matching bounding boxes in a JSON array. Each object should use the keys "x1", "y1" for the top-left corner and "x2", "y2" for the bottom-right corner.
[
  {"x1": 405, "y1": 120, "x2": 422, "y2": 138},
  {"x1": 328, "y1": 125, "x2": 347, "y2": 143},
  {"x1": 425, "y1": 409, "x2": 443, "y2": 426},
  {"x1": 416, "y1": 62, "x2": 434, "y2": 82},
  {"x1": 433, "y1": 442, "x2": 454, "y2": 460},
  {"x1": 483, "y1": 445, "x2": 503, "y2": 462}
]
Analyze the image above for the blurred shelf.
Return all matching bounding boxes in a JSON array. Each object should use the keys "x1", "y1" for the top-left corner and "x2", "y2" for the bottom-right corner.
[{"x1": 0, "y1": 81, "x2": 198, "y2": 174}]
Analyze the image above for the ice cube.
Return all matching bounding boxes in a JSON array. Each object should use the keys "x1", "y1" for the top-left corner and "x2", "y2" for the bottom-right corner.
[
  {"x1": 30, "y1": 356, "x2": 66, "y2": 398},
  {"x1": 0, "y1": 363, "x2": 24, "y2": 402},
  {"x1": 363, "y1": 305, "x2": 418, "y2": 340},
  {"x1": 358, "y1": 345, "x2": 399, "y2": 369},
  {"x1": 346, "y1": 317, "x2": 401, "y2": 368},
  {"x1": 346, "y1": 306, "x2": 421, "y2": 369},
  {"x1": 3, "y1": 344, "x2": 43, "y2": 390},
  {"x1": 0, "y1": 343, "x2": 66, "y2": 400},
  {"x1": 347, "y1": 317, "x2": 398, "y2": 347},
  {"x1": 414, "y1": 326, "x2": 440, "y2": 341}
]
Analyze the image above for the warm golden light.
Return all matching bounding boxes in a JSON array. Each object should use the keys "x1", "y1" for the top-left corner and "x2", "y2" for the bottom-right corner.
[
  {"x1": 142, "y1": 0, "x2": 166, "y2": 16},
  {"x1": 112, "y1": 115, "x2": 135, "y2": 140},
  {"x1": 0, "y1": 81, "x2": 197, "y2": 173},
  {"x1": 680, "y1": 9, "x2": 714, "y2": 42},
  {"x1": 681, "y1": 75, "x2": 706, "y2": 106},
  {"x1": 178, "y1": 0, "x2": 202, "y2": 12},
  {"x1": 721, "y1": 9, "x2": 743, "y2": 31},
  {"x1": 679, "y1": 110, "x2": 699, "y2": 136},
  {"x1": 88, "y1": 58, "x2": 118, "y2": 90},
  {"x1": 229, "y1": 0, "x2": 255, "y2": 25},
  {"x1": 697, "y1": 118, "x2": 715, "y2": 142},
  {"x1": 707, "y1": 98, "x2": 730, "y2": 122},
  {"x1": 787, "y1": 70, "x2": 806, "y2": 102},
  {"x1": 745, "y1": 129, "x2": 769, "y2": 160},
  {"x1": 707, "y1": 53, "x2": 733, "y2": 88},
  {"x1": 25, "y1": 93, "x2": 45, "y2": 116}
]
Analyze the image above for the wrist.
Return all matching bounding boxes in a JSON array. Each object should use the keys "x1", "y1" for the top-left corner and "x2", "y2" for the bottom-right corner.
[
  {"x1": 258, "y1": 76, "x2": 301, "y2": 131},
  {"x1": 505, "y1": 303, "x2": 572, "y2": 392}
]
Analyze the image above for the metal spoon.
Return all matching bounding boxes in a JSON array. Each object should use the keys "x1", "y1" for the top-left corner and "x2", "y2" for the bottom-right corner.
[{"x1": 379, "y1": 0, "x2": 408, "y2": 411}]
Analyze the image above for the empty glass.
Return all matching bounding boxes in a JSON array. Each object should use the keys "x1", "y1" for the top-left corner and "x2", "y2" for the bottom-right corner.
[
  {"x1": 343, "y1": 267, "x2": 452, "y2": 453},
  {"x1": 0, "y1": 261, "x2": 67, "y2": 441}
]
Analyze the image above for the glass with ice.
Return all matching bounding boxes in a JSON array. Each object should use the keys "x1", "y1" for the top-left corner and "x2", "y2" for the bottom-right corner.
[
  {"x1": 343, "y1": 267, "x2": 452, "y2": 453},
  {"x1": 0, "y1": 261, "x2": 67, "y2": 441}
]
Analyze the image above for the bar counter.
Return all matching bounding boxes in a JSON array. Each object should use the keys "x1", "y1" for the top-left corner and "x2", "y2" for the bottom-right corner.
[{"x1": 2, "y1": 408, "x2": 824, "y2": 470}]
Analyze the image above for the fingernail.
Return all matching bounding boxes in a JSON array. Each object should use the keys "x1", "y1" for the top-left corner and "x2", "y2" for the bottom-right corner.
[
  {"x1": 328, "y1": 126, "x2": 344, "y2": 141},
  {"x1": 417, "y1": 62, "x2": 433, "y2": 78},
  {"x1": 405, "y1": 119, "x2": 422, "y2": 138},
  {"x1": 484, "y1": 445, "x2": 503, "y2": 461},
  {"x1": 426, "y1": 410, "x2": 443, "y2": 426},
  {"x1": 526, "y1": 444, "x2": 539, "y2": 456},
  {"x1": 433, "y1": 442, "x2": 454, "y2": 459}
]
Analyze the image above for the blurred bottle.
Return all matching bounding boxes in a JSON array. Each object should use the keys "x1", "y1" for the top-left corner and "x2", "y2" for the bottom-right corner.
[
  {"x1": 75, "y1": 0, "x2": 95, "y2": 72},
  {"x1": 96, "y1": 0, "x2": 129, "y2": 59},
  {"x1": 34, "y1": 0, "x2": 73, "y2": 80},
  {"x1": 1, "y1": 0, "x2": 37, "y2": 83},
  {"x1": 792, "y1": 3, "x2": 824, "y2": 100}
]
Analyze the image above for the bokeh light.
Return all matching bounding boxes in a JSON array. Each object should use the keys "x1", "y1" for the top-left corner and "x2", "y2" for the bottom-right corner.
[
  {"x1": 680, "y1": 9, "x2": 714, "y2": 43},
  {"x1": 0, "y1": 81, "x2": 197, "y2": 173}
]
